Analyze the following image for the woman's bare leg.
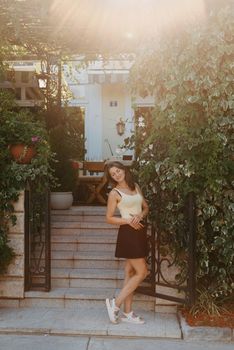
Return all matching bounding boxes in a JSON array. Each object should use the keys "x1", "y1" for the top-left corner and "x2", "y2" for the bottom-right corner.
[
  {"x1": 123, "y1": 260, "x2": 135, "y2": 313},
  {"x1": 115, "y1": 258, "x2": 148, "y2": 308}
]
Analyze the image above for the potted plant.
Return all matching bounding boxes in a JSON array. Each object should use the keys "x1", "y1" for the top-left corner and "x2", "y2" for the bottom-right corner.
[
  {"x1": 4, "y1": 110, "x2": 48, "y2": 164},
  {"x1": 48, "y1": 107, "x2": 84, "y2": 210},
  {"x1": 50, "y1": 157, "x2": 77, "y2": 209},
  {"x1": 0, "y1": 91, "x2": 54, "y2": 274},
  {"x1": 49, "y1": 123, "x2": 80, "y2": 209},
  {"x1": 9, "y1": 143, "x2": 36, "y2": 164}
]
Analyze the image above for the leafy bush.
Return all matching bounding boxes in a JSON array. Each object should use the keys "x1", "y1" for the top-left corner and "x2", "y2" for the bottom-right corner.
[
  {"x1": 0, "y1": 90, "x2": 54, "y2": 274},
  {"x1": 49, "y1": 124, "x2": 77, "y2": 191},
  {"x1": 129, "y1": 4, "x2": 234, "y2": 302},
  {"x1": 3, "y1": 110, "x2": 47, "y2": 146},
  {"x1": 49, "y1": 107, "x2": 84, "y2": 192}
]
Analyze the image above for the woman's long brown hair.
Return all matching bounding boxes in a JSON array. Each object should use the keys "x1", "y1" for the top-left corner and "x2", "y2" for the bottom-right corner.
[{"x1": 105, "y1": 161, "x2": 135, "y2": 191}]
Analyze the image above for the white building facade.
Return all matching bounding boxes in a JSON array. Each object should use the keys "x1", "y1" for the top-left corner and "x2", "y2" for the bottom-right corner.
[
  {"x1": 64, "y1": 58, "x2": 154, "y2": 161},
  {"x1": 1, "y1": 58, "x2": 154, "y2": 161}
]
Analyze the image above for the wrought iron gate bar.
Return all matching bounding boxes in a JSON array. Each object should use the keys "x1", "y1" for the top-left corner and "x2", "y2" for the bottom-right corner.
[
  {"x1": 155, "y1": 282, "x2": 187, "y2": 291},
  {"x1": 24, "y1": 182, "x2": 51, "y2": 291},
  {"x1": 138, "y1": 192, "x2": 197, "y2": 306},
  {"x1": 45, "y1": 189, "x2": 51, "y2": 291},
  {"x1": 24, "y1": 187, "x2": 30, "y2": 292},
  {"x1": 187, "y1": 192, "x2": 197, "y2": 306},
  {"x1": 155, "y1": 293, "x2": 188, "y2": 304}
]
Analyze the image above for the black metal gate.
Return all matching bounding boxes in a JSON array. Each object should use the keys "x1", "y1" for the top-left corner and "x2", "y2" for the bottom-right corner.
[
  {"x1": 24, "y1": 182, "x2": 51, "y2": 291},
  {"x1": 138, "y1": 192, "x2": 197, "y2": 306}
]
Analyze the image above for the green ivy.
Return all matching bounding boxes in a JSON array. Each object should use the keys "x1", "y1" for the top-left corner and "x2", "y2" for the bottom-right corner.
[
  {"x1": 129, "y1": 4, "x2": 234, "y2": 302},
  {"x1": 0, "y1": 90, "x2": 55, "y2": 274}
]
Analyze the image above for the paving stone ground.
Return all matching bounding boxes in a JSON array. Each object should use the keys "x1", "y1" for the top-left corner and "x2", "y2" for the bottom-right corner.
[
  {"x1": 0, "y1": 334, "x2": 233, "y2": 350},
  {"x1": 0, "y1": 307, "x2": 181, "y2": 339}
]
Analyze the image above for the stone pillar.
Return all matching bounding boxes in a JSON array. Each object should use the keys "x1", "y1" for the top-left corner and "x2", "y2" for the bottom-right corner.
[{"x1": 0, "y1": 191, "x2": 25, "y2": 301}]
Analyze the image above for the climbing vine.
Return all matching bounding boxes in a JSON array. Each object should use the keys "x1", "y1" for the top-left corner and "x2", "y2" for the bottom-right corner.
[{"x1": 128, "y1": 4, "x2": 234, "y2": 301}]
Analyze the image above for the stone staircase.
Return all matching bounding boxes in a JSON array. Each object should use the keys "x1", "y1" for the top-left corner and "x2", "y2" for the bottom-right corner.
[
  {"x1": 20, "y1": 206, "x2": 156, "y2": 310},
  {"x1": 0, "y1": 205, "x2": 182, "y2": 340}
]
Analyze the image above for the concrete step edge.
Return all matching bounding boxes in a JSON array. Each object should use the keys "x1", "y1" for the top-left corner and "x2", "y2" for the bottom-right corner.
[
  {"x1": 50, "y1": 268, "x2": 123, "y2": 279},
  {"x1": 24, "y1": 288, "x2": 155, "y2": 301},
  {"x1": 51, "y1": 222, "x2": 117, "y2": 228}
]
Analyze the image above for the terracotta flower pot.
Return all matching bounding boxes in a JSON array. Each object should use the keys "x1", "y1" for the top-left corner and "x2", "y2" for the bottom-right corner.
[
  {"x1": 122, "y1": 155, "x2": 133, "y2": 160},
  {"x1": 10, "y1": 144, "x2": 36, "y2": 164},
  {"x1": 71, "y1": 161, "x2": 80, "y2": 169}
]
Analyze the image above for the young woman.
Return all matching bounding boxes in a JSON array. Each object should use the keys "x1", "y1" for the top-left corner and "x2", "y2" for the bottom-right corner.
[{"x1": 105, "y1": 161, "x2": 149, "y2": 324}]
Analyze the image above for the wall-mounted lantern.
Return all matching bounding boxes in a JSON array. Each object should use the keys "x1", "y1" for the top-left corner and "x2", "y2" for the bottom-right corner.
[{"x1": 116, "y1": 117, "x2": 125, "y2": 136}]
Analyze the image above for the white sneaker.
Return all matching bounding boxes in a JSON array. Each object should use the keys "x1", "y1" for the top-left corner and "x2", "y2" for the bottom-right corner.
[
  {"x1": 121, "y1": 311, "x2": 145, "y2": 324},
  {"x1": 105, "y1": 298, "x2": 120, "y2": 324}
]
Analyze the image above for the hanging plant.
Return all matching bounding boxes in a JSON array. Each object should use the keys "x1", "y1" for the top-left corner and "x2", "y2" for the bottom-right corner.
[
  {"x1": 0, "y1": 92, "x2": 55, "y2": 274},
  {"x1": 9, "y1": 143, "x2": 36, "y2": 164}
]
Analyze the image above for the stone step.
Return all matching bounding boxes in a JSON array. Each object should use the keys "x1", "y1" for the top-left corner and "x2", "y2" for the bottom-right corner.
[
  {"x1": 51, "y1": 206, "x2": 112, "y2": 222},
  {"x1": 80, "y1": 234, "x2": 117, "y2": 243},
  {"x1": 50, "y1": 269, "x2": 151, "y2": 289},
  {"x1": 51, "y1": 243, "x2": 116, "y2": 252},
  {"x1": 51, "y1": 224, "x2": 150, "y2": 235},
  {"x1": 51, "y1": 268, "x2": 123, "y2": 279},
  {"x1": 51, "y1": 278, "x2": 150, "y2": 290},
  {"x1": 51, "y1": 251, "x2": 119, "y2": 263},
  {"x1": 51, "y1": 227, "x2": 118, "y2": 236},
  {"x1": 52, "y1": 206, "x2": 107, "y2": 215},
  {"x1": 52, "y1": 225, "x2": 150, "y2": 236},
  {"x1": 77, "y1": 243, "x2": 115, "y2": 253},
  {"x1": 51, "y1": 215, "x2": 107, "y2": 222},
  {"x1": 51, "y1": 221, "x2": 117, "y2": 230},
  {"x1": 51, "y1": 233, "x2": 117, "y2": 245},
  {"x1": 50, "y1": 268, "x2": 124, "y2": 288},
  {"x1": 38, "y1": 227, "x2": 118, "y2": 253},
  {"x1": 50, "y1": 251, "x2": 123, "y2": 269},
  {"x1": 51, "y1": 241, "x2": 116, "y2": 254},
  {"x1": 50, "y1": 258, "x2": 124, "y2": 270},
  {"x1": 49, "y1": 256, "x2": 178, "y2": 282},
  {"x1": 80, "y1": 250, "x2": 120, "y2": 260},
  {"x1": 51, "y1": 275, "x2": 119, "y2": 289},
  {"x1": 19, "y1": 287, "x2": 156, "y2": 311}
]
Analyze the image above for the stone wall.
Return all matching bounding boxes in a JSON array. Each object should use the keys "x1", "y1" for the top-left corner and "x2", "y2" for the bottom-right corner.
[{"x1": 0, "y1": 191, "x2": 25, "y2": 299}]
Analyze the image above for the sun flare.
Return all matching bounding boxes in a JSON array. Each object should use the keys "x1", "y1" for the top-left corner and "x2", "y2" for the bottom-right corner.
[{"x1": 48, "y1": 0, "x2": 207, "y2": 43}]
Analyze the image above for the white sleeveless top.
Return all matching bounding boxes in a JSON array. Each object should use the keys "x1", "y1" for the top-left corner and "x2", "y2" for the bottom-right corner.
[{"x1": 114, "y1": 188, "x2": 143, "y2": 219}]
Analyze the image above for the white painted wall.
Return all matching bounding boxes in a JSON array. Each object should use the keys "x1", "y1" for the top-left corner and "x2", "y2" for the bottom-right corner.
[
  {"x1": 102, "y1": 83, "x2": 126, "y2": 160},
  {"x1": 65, "y1": 59, "x2": 154, "y2": 161},
  {"x1": 85, "y1": 84, "x2": 103, "y2": 160}
]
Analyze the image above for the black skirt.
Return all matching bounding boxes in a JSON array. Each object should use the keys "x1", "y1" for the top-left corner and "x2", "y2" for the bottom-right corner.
[{"x1": 115, "y1": 222, "x2": 148, "y2": 259}]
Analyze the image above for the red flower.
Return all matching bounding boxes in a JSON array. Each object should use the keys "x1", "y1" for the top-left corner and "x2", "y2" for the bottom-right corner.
[{"x1": 71, "y1": 161, "x2": 79, "y2": 169}]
